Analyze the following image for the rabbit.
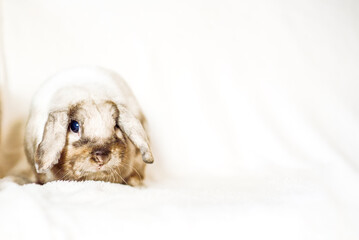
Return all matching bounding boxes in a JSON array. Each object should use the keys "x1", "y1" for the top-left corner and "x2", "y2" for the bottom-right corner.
[{"x1": 24, "y1": 66, "x2": 154, "y2": 186}]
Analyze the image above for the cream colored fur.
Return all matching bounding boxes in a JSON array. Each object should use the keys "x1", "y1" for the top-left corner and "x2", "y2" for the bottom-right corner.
[{"x1": 24, "y1": 66, "x2": 153, "y2": 185}]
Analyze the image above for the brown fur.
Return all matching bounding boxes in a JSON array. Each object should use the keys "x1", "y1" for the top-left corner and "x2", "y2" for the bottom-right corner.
[{"x1": 35, "y1": 101, "x2": 146, "y2": 186}]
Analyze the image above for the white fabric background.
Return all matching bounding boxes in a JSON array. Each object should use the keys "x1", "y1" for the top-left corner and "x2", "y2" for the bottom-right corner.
[{"x1": 0, "y1": 0, "x2": 358, "y2": 239}]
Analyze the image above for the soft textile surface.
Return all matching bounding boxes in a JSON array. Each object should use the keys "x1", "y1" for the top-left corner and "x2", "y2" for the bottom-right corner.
[
  {"x1": 1, "y1": 170, "x2": 356, "y2": 240},
  {"x1": 0, "y1": 0, "x2": 358, "y2": 239}
]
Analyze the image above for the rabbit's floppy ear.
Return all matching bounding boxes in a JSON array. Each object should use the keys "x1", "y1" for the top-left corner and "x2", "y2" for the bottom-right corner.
[
  {"x1": 35, "y1": 110, "x2": 69, "y2": 173},
  {"x1": 117, "y1": 105, "x2": 154, "y2": 164}
]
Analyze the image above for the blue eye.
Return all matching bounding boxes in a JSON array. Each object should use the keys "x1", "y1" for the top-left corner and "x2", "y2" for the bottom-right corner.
[{"x1": 70, "y1": 120, "x2": 80, "y2": 133}]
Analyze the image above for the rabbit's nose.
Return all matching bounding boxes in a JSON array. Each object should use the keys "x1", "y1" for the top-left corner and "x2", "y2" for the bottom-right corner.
[{"x1": 94, "y1": 150, "x2": 110, "y2": 165}]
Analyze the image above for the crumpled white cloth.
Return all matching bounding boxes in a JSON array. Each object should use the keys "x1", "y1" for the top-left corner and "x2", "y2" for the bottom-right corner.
[{"x1": 0, "y1": 168, "x2": 358, "y2": 240}]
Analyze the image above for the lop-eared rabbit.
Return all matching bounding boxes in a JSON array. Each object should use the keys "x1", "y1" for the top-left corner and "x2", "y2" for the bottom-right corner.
[{"x1": 25, "y1": 67, "x2": 154, "y2": 186}]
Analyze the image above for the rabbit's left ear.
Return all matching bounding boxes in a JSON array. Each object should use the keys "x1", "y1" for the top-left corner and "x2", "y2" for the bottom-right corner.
[
  {"x1": 117, "y1": 105, "x2": 154, "y2": 164},
  {"x1": 34, "y1": 111, "x2": 69, "y2": 173}
]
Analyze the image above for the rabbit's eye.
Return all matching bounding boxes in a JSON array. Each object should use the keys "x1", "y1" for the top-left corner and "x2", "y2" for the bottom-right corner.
[{"x1": 70, "y1": 120, "x2": 80, "y2": 133}]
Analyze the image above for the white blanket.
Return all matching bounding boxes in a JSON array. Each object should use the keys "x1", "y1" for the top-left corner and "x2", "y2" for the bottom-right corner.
[
  {"x1": 0, "y1": 0, "x2": 358, "y2": 239},
  {"x1": 1, "y1": 169, "x2": 357, "y2": 240},
  {"x1": 1, "y1": 167, "x2": 358, "y2": 239}
]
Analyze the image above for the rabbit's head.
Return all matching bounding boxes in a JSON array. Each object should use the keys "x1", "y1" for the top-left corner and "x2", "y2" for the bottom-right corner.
[{"x1": 34, "y1": 100, "x2": 153, "y2": 182}]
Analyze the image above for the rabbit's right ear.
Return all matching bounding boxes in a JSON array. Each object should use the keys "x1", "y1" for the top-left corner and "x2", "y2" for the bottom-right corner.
[{"x1": 34, "y1": 111, "x2": 68, "y2": 173}]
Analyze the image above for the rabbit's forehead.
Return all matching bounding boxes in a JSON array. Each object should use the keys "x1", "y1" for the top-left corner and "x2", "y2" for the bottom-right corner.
[{"x1": 70, "y1": 101, "x2": 118, "y2": 139}]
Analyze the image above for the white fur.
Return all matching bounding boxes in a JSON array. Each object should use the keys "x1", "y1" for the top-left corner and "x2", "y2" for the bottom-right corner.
[{"x1": 25, "y1": 66, "x2": 153, "y2": 174}]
